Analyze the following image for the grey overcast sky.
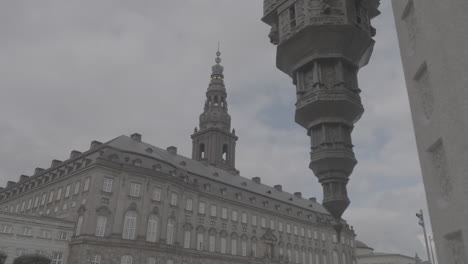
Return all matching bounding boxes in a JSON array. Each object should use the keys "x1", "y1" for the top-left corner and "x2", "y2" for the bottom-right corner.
[{"x1": 0, "y1": 0, "x2": 431, "y2": 259}]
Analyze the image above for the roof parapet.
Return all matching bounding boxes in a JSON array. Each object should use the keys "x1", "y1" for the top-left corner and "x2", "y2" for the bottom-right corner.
[
  {"x1": 34, "y1": 168, "x2": 44, "y2": 176},
  {"x1": 51, "y1": 159, "x2": 62, "y2": 167},
  {"x1": 252, "y1": 177, "x2": 261, "y2": 184},
  {"x1": 274, "y1": 185, "x2": 282, "y2": 191},
  {"x1": 70, "y1": 150, "x2": 82, "y2": 159},
  {"x1": 90, "y1": 140, "x2": 102, "y2": 149},
  {"x1": 19, "y1": 175, "x2": 29, "y2": 182},
  {"x1": 294, "y1": 192, "x2": 302, "y2": 198},
  {"x1": 7, "y1": 181, "x2": 15, "y2": 188},
  {"x1": 167, "y1": 146, "x2": 177, "y2": 155},
  {"x1": 131, "y1": 133, "x2": 142, "y2": 142}
]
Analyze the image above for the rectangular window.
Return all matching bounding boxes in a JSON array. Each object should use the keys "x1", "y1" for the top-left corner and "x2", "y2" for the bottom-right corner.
[
  {"x1": 76, "y1": 216, "x2": 83, "y2": 236},
  {"x1": 58, "y1": 231, "x2": 68, "y2": 240},
  {"x1": 40, "y1": 229, "x2": 51, "y2": 238},
  {"x1": 65, "y1": 185, "x2": 71, "y2": 197},
  {"x1": 48, "y1": 190, "x2": 54, "y2": 203},
  {"x1": 301, "y1": 227, "x2": 305, "y2": 237},
  {"x1": 294, "y1": 225, "x2": 298, "y2": 235},
  {"x1": 27, "y1": 198, "x2": 32, "y2": 210},
  {"x1": 22, "y1": 227, "x2": 32, "y2": 236},
  {"x1": 322, "y1": 232, "x2": 326, "y2": 241},
  {"x1": 41, "y1": 193, "x2": 47, "y2": 206},
  {"x1": 184, "y1": 230, "x2": 191, "y2": 248},
  {"x1": 198, "y1": 202, "x2": 206, "y2": 214},
  {"x1": 221, "y1": 237, "x2": 227, "y2": 253},
  {"x1": 287, "y1": 223, "x2": 291, "y2": 234},
  {"x1": 231, "y1": 210, "x2": 238, "y2": 221},
  {"x1": 252, "y1": 215, "x2": 257, "y2": 226},
  {"x1": 21, "y1": 201, "x2": 26, "y2": 212},
  {"x1": 185, "y1": 198, "x2": 193, "y2": 211},
  {"x1": 279, "y1": 222, "x2": 283, "y2": 232},
  {"x1": 332, "y1": 234, "x2": 337, "y2": 243},
  {"x1": 74, "y1": 181, "x2": 80, "y2": 195},
  {"x1": 270, "y1": 219, "x2": 275, "y2": 229},
  {"x1": 91, "y1": 255, "x2": 101, "y2": 264},
  {"x1": 210, "y1": 204, "x2": 217, "y2": 217},
  {"x1": 34, "y1": 196, "x2": 39, "y2": 208},
  {"x1": 103, "y1": 178, "x2": 113, "y2": 193},
  {"x1": 16, "y1": 248, "x2": 25, "y2": 257},
  {"x1": 308, "y1": 229, "x2": 312, "y2": 238},
  {"x1": 83, "y1": 177, "x2": 90, "y2": 192},
  {"x1": 56, "y1": 188, "x2": 62, "y2": 201},
  {"x1": 314, "y1": 230, "x2": 318, "y2": 240},
  {"x1": 289, "y1": 5, "x2": 296, "y2": 28},
  {"x1": 241, "y1": 213, "x2": 247, "y2": 224},
  {"x1": 130, "y1": 183, "x2": 141, "y2": 197},
  {"x1": 95, "y1": 216, "x2": 107, "y2": 237},
  {"x1": 231, "y1": 238, "x2": 237, "y2": 255},
  {"x1": 197, "y1": 233, "x2": 204, "y2": 251},
  {"x1": 51, "y1": 251, "x2": 64, "y2": 264},
  {"x1": 209, "y1": 235, "x2": 216, "y2": 252},
  {"x1": 0, "y1": 224, "x2": 12, "y2": 233},
  {"x1": 221, "y1": 207, "x2": 227, "y2": 219},
  {"x1": 261, "y1": 217, "x2": 266, "y2": 228},
  {"x1": 170, "y1": 192, "x2": 178, "y2": 206},
  {"x1": 152, "y1": 187, "x2": 161, "y2": 201}
]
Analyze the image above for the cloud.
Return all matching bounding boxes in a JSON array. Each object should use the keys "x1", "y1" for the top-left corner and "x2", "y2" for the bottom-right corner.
[{"x1": 0, "y1": 0, "x2": 432, "y2": 259}]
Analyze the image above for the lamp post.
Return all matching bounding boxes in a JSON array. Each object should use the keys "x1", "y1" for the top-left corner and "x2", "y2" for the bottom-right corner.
[
  {"x1": 416, "y1": 209, "x2": 432, "y2": 264},
  {"x1": 429, "y1": 235, "x2": 436, "y2": 264}
]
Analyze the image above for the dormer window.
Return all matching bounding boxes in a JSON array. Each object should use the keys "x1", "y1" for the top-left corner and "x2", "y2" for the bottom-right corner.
[
  {"x1": 236, "y1": 193, "x2": 242, "y2": 201},
  {"x1": 220, "y1": 188, "x2": 227, "y2": 196},
  {"x1": 204, "y1": 184, "x2": 211, "y2": 192},
  {"x1": 133, "y1": 159, "x2": 142, "y2": 167}
]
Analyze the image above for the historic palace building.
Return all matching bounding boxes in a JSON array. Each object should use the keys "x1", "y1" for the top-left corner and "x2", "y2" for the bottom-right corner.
[{"x1": 0, "y1": 52, "x2": 356, "y2": 264}]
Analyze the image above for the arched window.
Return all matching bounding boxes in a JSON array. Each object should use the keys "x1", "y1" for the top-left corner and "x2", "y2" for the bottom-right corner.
[
  {"x1": 95, "y1": 215, "x2": 107, "y2": 237},
  {"x1": 220, "y1": 236, "x2": 227, "y2": 254},
  {"x1": 197, "y1": 232, "x2": 204, "y2": 250},
  {"x1": 122, "y1": 211, "x2": 137, "y2": 240},
  {"x1": 333, "y1": 251, "x2": 338, "y2": 264},
  {"x1": 231, "y1": 236, "x2": 237, "y2": 255},
  {"x1": 166, "y1": 219, "x2": 175, "y2": 245},
  {"x1": 252, "y1": 238, "x2": 258, "y2": 257},
  {"x1": 287, "y1": 246, "x2": 292, "y2": 261},
  {"x1": 214, "y1": 96, "x2": 219, "y2": 106},
  {"x1": 241, "y1": 236, "x2": 247, "y2": 256},
  {"x1": 302, "y1": 249, "x2": 306, "y2": 264},
  {"x1": 200, "y1": 144, "x2": 205, "y2": 159},
  {"x1": 222, "y1": 144, "x2": 228, "y2": 162},
  {"x1": 308, "y1": 251, "x2": 313, "y2": 264},
  {"x1": 75, "y1": 215, "x2": 83, "y2": 236},
  {"x1": 146, "y1": 214, "x2": 158, "y2": 242},
  {"x1": 295, "y1": 248, "x2": 299, "y2": 263},
  {"x1": 184, "y1": 230, "x2": 191, "y2": 248},
  {"x1": 209, "y1": 233, "x2": 216, "y2": 252},
  {"x1": 120, "y1": 255, "x2": 133, "y2": 264},
  {"x1": 342, "y1": 252, "x2": 346, "y2": 264},
  {"x1": 323, "y1": 253, "x2": 328, "y2": 264}
]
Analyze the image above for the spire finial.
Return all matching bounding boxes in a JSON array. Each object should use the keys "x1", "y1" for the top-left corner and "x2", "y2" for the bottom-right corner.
[{"x1": 215, "y1": 42, "x2": 221, "y2": 64}]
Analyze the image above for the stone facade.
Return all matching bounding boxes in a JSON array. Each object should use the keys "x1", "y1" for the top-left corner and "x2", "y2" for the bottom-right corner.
[
  {"x1": 0, "y1": 211, "x2": 73, "y2": 264},
  {"x1": 392, "y1": 1, "x2": 468, "y2": 263},
  {"x1": 0, "y1": 53, "x2": 356, "y2": 264}
]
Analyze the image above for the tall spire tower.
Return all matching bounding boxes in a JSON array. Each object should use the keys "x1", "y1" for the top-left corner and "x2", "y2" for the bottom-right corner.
[
  {"x1": 191, "y1": 49, "x2": 238, "y2": 172},
  {"x1": 261, "y1": 0, "x2": 380, "y2": 235}
]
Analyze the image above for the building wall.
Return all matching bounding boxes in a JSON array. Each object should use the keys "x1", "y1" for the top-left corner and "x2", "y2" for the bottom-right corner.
[
  {"x1": 392, "y1": 1, "x2": 468, "y2": 263},
  {"x1": 0, "y1": 212, "x2": 73, "y2": 264},
  {"x1": 0, "y1": 137, "x2": 358, "y2": 264}
]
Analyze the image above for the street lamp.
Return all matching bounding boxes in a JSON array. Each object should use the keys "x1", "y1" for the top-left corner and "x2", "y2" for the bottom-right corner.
[{"x1": 416, "y1": 209, "x2": 432, "y2": 264}]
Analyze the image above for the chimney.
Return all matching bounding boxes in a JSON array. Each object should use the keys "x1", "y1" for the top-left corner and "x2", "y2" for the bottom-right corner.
[
  {"x1": 70, "y1": 150, "x2": 81, "y2": 159},
  {"x1": 19, "y1": 175, "x2": 29, "y2": 182},
  {"x1": 167, "y1": 146, "x2": 177, "y2": 155},
  {"x1": 51, "y1": 159, "x2": 62, "y2": 167},
  {"x1": 309, "y1": 197, "x2": 317, "y2": 202},
  {"x1": 294, "y1": 192, "x2": 302, "y2": 198},
  {"x1": 7, "y1": 181, "x2": 15, "y2": 188},
  {"x1": 90, "y1": 140, "x2": 102, "y2": 149},
  {"x1": 274, "y1": 185, "x2": 282, "y2": 191},
  {"x1": 34, "y1": 168, "x2": 44, "y2": 175},
  {"x1": 252, "y1": 177, "x2": 261, "y2": 184},
  {"x1": 131, "y1": 133, "x2": 142, "y2": 142}
]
